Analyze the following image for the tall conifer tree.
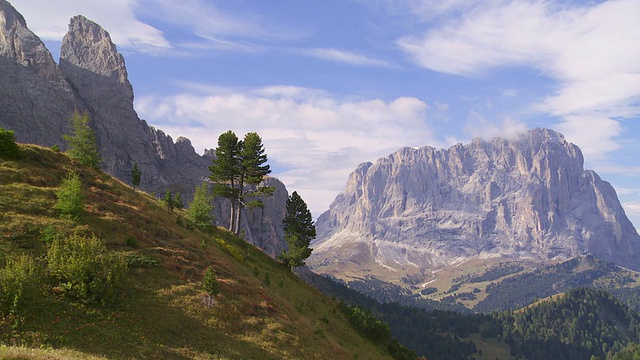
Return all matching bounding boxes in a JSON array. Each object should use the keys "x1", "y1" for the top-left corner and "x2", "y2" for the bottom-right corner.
[
  {"x1": 279, "y1": 191, "x2": 315, "y2": 269},
  {"x1": 209, "y1": 131, "x2": 272, "y2": 235},
  {"x1": 131, "y1": 162, "x2": 141, "y2": 192},
  {"x1": 64, "y1": 111, "x2": 101, "y2": 169},
  {"x1": 209, "y1": 130, "x2": 241, "y2": 232}
]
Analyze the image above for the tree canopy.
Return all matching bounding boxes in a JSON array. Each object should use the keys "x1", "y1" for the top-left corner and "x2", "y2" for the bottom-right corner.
[
  {"x1": 130, "y1": 162, "x2": 141, "y2": 192},
  {"x1": 186, "y1": 183, "x2": 215, "y2": 232},
  {"x1": 0, "y1": 127, "x2": 21, "y2": 160},
  {"x1": 209, "y1": 130, "x2": 272, "y2": 235},
  {"x1": 279, "y1": 191, "x2": 315, "y2": 269},
  {"x1": 64, "y1": 111, "x2": 101, "y2": 169}
]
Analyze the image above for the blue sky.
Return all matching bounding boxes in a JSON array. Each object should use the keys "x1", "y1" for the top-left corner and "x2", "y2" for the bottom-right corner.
[{"x1": 11, "y1": 0, "x2": 640, "y2": 228}]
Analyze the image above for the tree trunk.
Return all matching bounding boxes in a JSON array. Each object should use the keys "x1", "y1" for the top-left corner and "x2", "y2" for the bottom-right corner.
[
  {"x1": 229, "y1": 178, "x2": 236, "y2": 232},
  {"x1": 234, "y1": 179, "x2": 244, "y2": 236},
  {"x1": 229, "y1": 201, "x2": 235, "y2": 232}
]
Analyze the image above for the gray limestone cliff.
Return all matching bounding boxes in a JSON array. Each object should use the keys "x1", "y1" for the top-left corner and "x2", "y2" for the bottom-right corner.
[
  {"x1": 0, "y1": 0, "x2": 75, "y2": 147},
  {"x1": 0, "y1": 1, "x2": 287, "y2": 256},
  {"x1": 309, "y1": 129, "x2": 640, "y2": 274}
]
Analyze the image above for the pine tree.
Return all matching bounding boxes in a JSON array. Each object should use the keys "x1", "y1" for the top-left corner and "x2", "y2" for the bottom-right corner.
[
  {"x1": 64, "y1": 111, "x2": 101, "y2": 169},
  {"x1": 130, "y1": 162, "x2": 141, "y2": 192},
  {"x1": 54, "y1": 170, "x2": 84, "y2": 220},
  {"x1": 202, "y1": 266, "x2": 220, "y2": 296},
  {"x1": 235, "y1": 132, "x2": 273, "y2": 234},
  {"x1": 186, "y1": 184, "x2": 214, "y2": 232},
  {"x1": 174, "y1": 193, "x2": 184, "y2": 210},
  {"x1": 0, "y1": 127, "x2": 21, "y2": 160},
  {"x1": 279, "y1": 191, "x2": 315, "y2": 269},
  {"x1": 209, "y1": 131, "x2": 273, "y2": 236},
  {"x1": 163, "y1": 190, "x2": 174, "y2": 212},
  {"x1": 209, "y1": 130, "x2": 241, "y2": 232}
]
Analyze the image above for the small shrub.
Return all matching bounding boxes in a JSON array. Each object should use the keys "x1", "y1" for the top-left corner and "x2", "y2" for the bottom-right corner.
[
  {"x1": 0, "y1": 255, "x2": 43, "y2": 317},
  {"x1": 163, "y1": 190, "x2": 174, "y2": 212},
  {"x1": 263, "y1": 271, "x2": 271, "y2": 286},
  {"x1": 0, "y1": 127, "x2": 22, "y2": 160},
  {"x1": 126, "y1": 254, "x2": 159, "y2": 269},
  {"x1": 124, "y1": 236, "x2": 138, "y2": 248},
  {"x1": 64, "y1": 111, "x2": 101, "y2": 168},
  {"x1": 340, "y1": 304, "x2": 391, "y2": 344},
  {"x1": 54, "y1": 171, "x2": 84, "y2": 220},
  {"x1": 47, "y1": 234, "x2": 128, "y2": 305},
  {"x1": 202, "y1": 266, "x2": 220, "y2": 296},
  {"x1": 174, "y1": 193, "x2": 184, "y2": 210},
  {"x1": 51, "y1": 144, "x2": 61, "y2": 152},
  {"x1": 213, "y1": 238, "x2": 244, "y2": 262},
  {"x1": 186, "y1": 184, "x2": 214, "y2": 232},
  {"x1": 40, "y1": 225, "x2": 59, "y2": 243}
]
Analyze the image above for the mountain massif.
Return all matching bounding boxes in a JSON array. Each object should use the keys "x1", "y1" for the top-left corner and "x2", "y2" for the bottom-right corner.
[
  {"x1": 309, "y1": 129, "x2": 640, "y2": 287},
  {"x1": 0, "y1": 0, "x2": 287, "y2": 257}
]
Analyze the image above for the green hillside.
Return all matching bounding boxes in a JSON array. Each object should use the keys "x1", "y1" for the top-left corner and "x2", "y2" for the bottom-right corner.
[
  {"x1": 0, "y1": 144, "x2": 402, "y2": 359},
  {"x1": 487, "y1": 288, "x2": 640, "y2": 359}
]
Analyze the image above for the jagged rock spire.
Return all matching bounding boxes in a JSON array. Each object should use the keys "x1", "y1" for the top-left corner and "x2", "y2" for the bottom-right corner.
[
  {"x1": 60, "y1": 15, "x2": 133, "y2": 101},
  {"x1": 0, "y1": 0, "x2": 60, "y2": 79}
]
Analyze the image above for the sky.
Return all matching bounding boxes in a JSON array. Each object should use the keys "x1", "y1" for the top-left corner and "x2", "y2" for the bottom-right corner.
[{"x1": 10, "y1": 0, "x2": 640, "y2": 229}]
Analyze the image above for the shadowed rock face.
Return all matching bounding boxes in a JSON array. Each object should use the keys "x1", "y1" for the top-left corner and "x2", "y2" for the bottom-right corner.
[
  {"x1": 310, "y1": 129, "x2": 640, "y2": 275},
  {"x1": 0, "y1": 2, "x2": 288, "y2": 257}
]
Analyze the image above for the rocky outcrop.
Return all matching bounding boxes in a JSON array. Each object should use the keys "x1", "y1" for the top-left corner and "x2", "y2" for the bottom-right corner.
[
  {"x1": 0, "y1": 0, "x2": 76, "y2": 147},
  {"x1": 309, "y1": 129, "x2": 640, "y2": 276},
  {"x1": 0, "y1": 0, "x2": 60, "y2": 80},
  {"x1": 214, "y1": 177, "x2": 289, "y2": 258},
  {"x1": 0, "y1": 2, "x2": 287, "y2": 256}
]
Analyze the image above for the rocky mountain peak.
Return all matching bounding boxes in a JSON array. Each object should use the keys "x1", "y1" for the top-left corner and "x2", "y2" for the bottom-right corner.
[
  {"x1": 0, "y1": 5, "x2": 290, "y2": 259},
  {"x1": 0, "y1": 0, "x2": 60, "y2": 80},
  {"x1": 309, "y1": 129, "x2": 640, "y2": 282},
  {"x1": 60, "y1": 15, "x2": 132, "y2": 101}
]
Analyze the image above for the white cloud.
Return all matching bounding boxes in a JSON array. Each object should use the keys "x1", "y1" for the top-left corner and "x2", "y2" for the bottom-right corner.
[
  {"x1": 464, "y1": 114, "x2": 528, "y2": 141},
  {"x1": 11, "y1": 0, "x2": 170, "y2": 51},
  {"x1": 135, "y1": 85, "x2": 435, "y2": 216},
  {"x1": 141, "y1": 0, "x2": 264, "y2": 39},
  {"x1": 554, "y1": 115, "x2": 623, "y2": 161},
  {"x1": 138, "y1": 0, "x2": 299, "y2": 53},
  {"x1": 302, "y1": 48, "x2": 395, "y2": 67},
  {"x1": 397, "y1": 0, "x2": 640, "y2": 161}
]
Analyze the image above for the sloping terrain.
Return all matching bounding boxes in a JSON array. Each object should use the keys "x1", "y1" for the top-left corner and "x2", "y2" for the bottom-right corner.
[
  {"x1": 0, "y1": 0, "x2": 287, "y2": 255},
  {"x1": 0, "y1": 144, "x2": 395, "y2": 359},
  {"x1": 325, "y1": 254, "x2": 640, "y2": 314}
]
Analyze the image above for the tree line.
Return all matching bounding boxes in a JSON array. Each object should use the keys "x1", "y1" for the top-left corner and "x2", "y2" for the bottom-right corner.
[{"x1": 31, "y1": 111, "x2": 316, "y2": 270}]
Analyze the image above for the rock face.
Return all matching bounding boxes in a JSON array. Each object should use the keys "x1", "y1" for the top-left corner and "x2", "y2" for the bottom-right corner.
[
  {"x1": 0, "y1": 0, "x2": 75, "y2": 147},
  {"x1": 213, "y1": 177, "x2": 289, "y2": 258},
  {"x1": 0, "y1": 1, "x2": 287, "y2": 256},
  {"x1": 309, "y1": 129, "x2": 640, "y2": 277}
]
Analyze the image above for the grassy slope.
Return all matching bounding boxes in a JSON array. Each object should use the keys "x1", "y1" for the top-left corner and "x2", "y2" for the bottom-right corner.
[{"x1": 0, "y1": 145, "x2": 393, "y2": 360}]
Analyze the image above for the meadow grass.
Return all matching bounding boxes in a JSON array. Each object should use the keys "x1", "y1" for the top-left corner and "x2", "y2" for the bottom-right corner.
[{"x1": 0, "y1": 145, "x2": 392, "y2": 360}]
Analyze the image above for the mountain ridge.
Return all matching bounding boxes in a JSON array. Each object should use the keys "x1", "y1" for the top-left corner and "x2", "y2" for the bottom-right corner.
[
  {"x1": 0, "y1": 0, "x2": 288, "y2": 257},
  {"x1": 309, "y1": 128, "x2": 640, "y2": 285}
]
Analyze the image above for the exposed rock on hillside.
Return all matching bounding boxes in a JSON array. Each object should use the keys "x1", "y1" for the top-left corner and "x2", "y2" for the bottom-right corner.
[
  {"x1": 309, "y1": 129, "x2": 640, "y2": 279},
  {"x1": 0, "y1": 2, "x2": 288, "y2": 255}
]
